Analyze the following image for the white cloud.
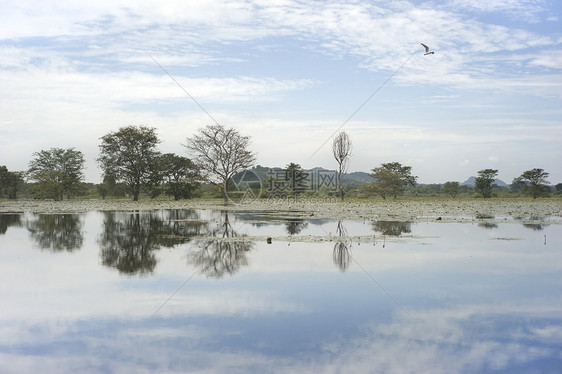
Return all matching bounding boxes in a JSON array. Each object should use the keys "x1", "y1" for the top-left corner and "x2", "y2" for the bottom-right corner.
[{"x1": 447, "y1": 0, "x2": 550, "y2": 22}]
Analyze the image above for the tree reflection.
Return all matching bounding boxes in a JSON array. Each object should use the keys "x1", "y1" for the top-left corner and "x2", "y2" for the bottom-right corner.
[
  {"x1": 26, "y1": 213, "x2": 83, "y2": 251},
  {"x1": 286, "y1": 218, "x2": 308, "y2": 235},
  {"x1": 522, "y1": 223, "x2": 546, "y2": 231},
  {"x1": 478, "y1": 221, "x2": 498, "y2": 229},
  {"x1": 99, "y1": 210, "x2": 205, "y2": 276},
  {"x1": 188, "y1": 211, "x2": 254, "y2": 278},
  {"x1": 372, "y1": 221, "x2": 411, "y2": 236},
  {"x1": 332, "y1": 221, "x2": 351, "y2": 272},
  {"x1": 0, "y1": 214, "x2": 22, "y2": 235}
]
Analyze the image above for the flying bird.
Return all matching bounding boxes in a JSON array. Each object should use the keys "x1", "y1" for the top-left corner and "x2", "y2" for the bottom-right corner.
[{"x1": 421, "y1": 43, "x2": 434, "y2": 55}]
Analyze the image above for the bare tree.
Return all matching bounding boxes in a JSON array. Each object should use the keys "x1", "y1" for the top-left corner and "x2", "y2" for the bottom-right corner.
[
  {"x1": 185, "y1": 124, "x2": 256, "y2": 204},
  {"x1": 332, "y1": 132, "x2": 352, "y2": 201}
]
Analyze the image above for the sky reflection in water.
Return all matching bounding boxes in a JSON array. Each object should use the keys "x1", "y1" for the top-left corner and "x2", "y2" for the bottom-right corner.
[{"x1": 0, "y1": 209, "x2": 561, "y2": 373}]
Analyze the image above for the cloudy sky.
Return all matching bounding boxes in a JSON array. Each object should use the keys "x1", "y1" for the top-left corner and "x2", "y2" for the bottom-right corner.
[{"x1": 1, "y1": 0, "x2": 561, "y2": 184}]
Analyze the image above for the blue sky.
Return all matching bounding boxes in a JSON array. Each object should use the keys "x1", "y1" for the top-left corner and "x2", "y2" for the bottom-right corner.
[{"x1": 1, "y1": 0, "x2": 561, "y2": 184}]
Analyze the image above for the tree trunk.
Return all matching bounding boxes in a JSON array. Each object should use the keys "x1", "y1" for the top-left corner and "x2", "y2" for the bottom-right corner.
[{"x1": 222, "y1": 180, "x2": 229, "y2": 205}]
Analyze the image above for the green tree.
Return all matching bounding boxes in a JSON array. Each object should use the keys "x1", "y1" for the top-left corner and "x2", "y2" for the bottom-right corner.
[
  {"x1": 442, "y1": 181, "x2": 460, "y2": 198},
  {"x1": 285, "y1": 162, "x2": 309, "y2": 196},
  {"x1": 185, "y1": 124, "x2": 256, "y2": 204},
  {"x1": 98, "y1": 126, "x2": 161, "y2": 201},
  {"x1": 474, "y1": 169, "x2": 498, "y2": 198},
  {"x1": 0, "y1": 166, "x2": 25, "y2": 199},
  {"x1": 159, "y1": 153, "x2": 201, "y2": 200},
  {"x1": 513, "y1": 168, "x2": 550, "y2": 199},
  {"x1": 27, "y1": 148, "x2": 85, "y2": 200},
  {"x1": 370, "y1": 162, "x2": 417, "y2": 199}
]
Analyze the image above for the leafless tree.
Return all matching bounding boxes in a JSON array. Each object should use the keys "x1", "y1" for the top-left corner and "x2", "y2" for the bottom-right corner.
[
  {"x1": 333, "y1": 221, "x2": 351, "y2": 272},
  {"x1": 185, "y1": 124, "x2": 256, "y2": 204},
  {"x1": 332, "y1": 131, "x2": 352, "y2": 201}
]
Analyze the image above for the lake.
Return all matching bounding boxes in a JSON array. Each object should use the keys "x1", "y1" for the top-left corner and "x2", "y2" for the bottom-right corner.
[{"x1": 1, "y1": 209, "x2": 561, "y2": 373}]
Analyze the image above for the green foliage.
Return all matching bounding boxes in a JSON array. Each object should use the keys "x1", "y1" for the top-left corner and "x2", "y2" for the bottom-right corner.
[
  {"x1": 0, "y1": 166, "x2": 25, "y2": 199},
  {"x1": 284, "y1": 163, "x2": 309, "y2": 196},
  {"x1": 442, "y1": 181, "x2": 460, "y2": 198},
  {"x1": 158, "y1": 153, "x2": 201, "y2": 200},
  {"x1": 513, "y1": 168, "x2": 550, "y2": 199},
  {"x1": 369, "y1": 162, "x2": 417, "y2": 199},
  {"x1": 27, "y1": 148, "x2": 85, "y2": 200},
  {"x1": 474, "y1": 169, "x2": 498, "y2": 198},
  {"x1": 98, "y1": 125, "x2": 161, "y2": 201}
]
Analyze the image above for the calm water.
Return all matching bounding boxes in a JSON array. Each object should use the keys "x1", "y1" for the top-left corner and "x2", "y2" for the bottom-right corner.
[{"x1": 0, "y1": 209, "x2": 561, "y2": 373}]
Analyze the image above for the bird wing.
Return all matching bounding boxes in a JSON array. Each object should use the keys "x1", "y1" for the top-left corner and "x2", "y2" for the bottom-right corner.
[{"x1": 421, "y1": 43, "x2": 429, "y2": 52}]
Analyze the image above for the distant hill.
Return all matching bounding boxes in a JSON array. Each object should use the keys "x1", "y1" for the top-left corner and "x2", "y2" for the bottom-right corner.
[
  {"x1": 460, "y1": 176, "x2": 508, "y2": 187},
  {"x1": 248, "y1": 165, "x2": 371, "y2": 186},
  {"x1": 249, "y1": 167, "x2": 513, "y2": 188},
  {"x1": 343, "y1": 171, "x2": 372, "y2": 184}
]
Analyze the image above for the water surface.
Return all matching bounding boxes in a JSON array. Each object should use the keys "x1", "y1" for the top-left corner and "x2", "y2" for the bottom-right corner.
[{"x1": 1, "y1": 209, "x2": 561, "y2": 373}]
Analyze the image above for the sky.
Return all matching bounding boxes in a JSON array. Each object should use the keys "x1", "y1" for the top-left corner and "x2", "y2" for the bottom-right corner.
[{"x1": 1, "y1": 0, "x2": 561, "y2": 184}]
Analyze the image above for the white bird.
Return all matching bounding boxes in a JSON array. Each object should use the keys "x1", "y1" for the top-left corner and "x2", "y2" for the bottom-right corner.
[{"x1": 421, "y1": 43, "x2": 434, "y2": 55}]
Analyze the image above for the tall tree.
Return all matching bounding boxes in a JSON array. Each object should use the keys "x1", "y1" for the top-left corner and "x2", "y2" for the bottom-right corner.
[
  {"x1": 285, "y1": 162, "x2": 308, "y2": 196},
  {"x1": 185, "y1": 124, "x2": 256, "y2": 204},
  {"x1": 159, "y1": 153, "x2": 201, "y2": 200},
  {"x1": 332, "y1": 132, "x2": 352, "y2": 201},
  {"x1": 98, "y1": 126, "x2": 161, "y2": 201},
  {"x1": 27, "y1": 148, "x2": 85, "y2": 200},
  {"x1": 0, "y1": 166, "x2": 24, "y2": 199},
  {"x1": 474, "y1": 169, "x2": 498, "y2": 198},
  {"x1": 513, "y1": 168, "x2": 550, "y2": 199},
  {"x1": 370, "y1": 162, "x2": 417, "y2": 199}
]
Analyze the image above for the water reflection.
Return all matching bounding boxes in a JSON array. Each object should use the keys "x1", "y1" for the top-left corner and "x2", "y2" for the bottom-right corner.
[
  {"x1": 286, "y1": 217, "x2": 308, "y2": 235},
  {"x1": 1, "y1": 209, "x2": 562, "y2": 373},
  {"x1": 522, "y1": 223, "x2": 547, "y2": 231},
  {"x1": 99, "y1": 210, "x2": 205, "y2": 275},
  {"x1": 0, "y1": 213, "x2": 22, "y2": 234},
  {"x1": 478, "y1": 221, "x2": 498, "y2": 229},
  {"x1": 27, "y1": 213, "x2": 83, "y2": 252},
  {"x1": 332, "y1": 221, "x2": 351, "y2": 272},
  {"x1": 372, "y1": 221, "x2": 411, "y2": 236},
  {"x1": 188, "y1": 211, "x2": 255, "y2": 278}
]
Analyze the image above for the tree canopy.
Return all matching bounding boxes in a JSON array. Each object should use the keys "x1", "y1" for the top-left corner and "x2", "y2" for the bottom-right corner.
[
  {"x1": 0, "y1": 166, "x2": 24, "y2": 199},
  {"x1": 370, "y1": 162, "x2": 417, "y2": 199},
  {"x1": 158, "y1": 153, "x2": 201, "y2": 200},
  {"x1": 474, "y1": 169, "x2": 498, "y2": 198},
  {"x1": 185, "y1": 124, "x2": 256, "y2": 204},
  {"x1": 513, "y1": 168, "x2": 550, "y2": 199},
  {"x1": 27, "y1": 148, "x2": 85, "y2": 200},
  {"x1": 442, "y1": 181, "x2": 460, "y2": 198},
  {"x1": 98, "y1": 126, "x2": 161, "y2": 201}
]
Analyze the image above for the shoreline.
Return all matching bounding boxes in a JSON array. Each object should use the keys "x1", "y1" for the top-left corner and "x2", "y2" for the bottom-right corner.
[{"x1": 1, "y1": 198, "x2": 561, "y2": 224}]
